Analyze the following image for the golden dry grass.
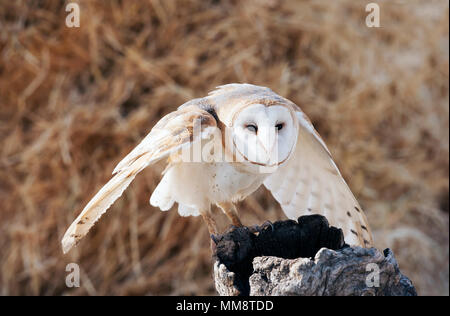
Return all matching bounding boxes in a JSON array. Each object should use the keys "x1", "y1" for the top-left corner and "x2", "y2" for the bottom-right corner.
[{"x1": 0, "y1": 0, "x2": 448, "y2": 295}]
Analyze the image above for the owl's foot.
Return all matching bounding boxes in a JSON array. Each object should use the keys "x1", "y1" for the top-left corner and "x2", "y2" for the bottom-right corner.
[
  {"x1": 247, "y1": 225, "x2": 261, "y2": 234},
  {"x1": 201, "y1": 211, "x2": 219, "y2": 253},
  {"x1": 224, "y1": 225, "x2": 242, "y2": 234},
  {"x1": 248, "y1": 220, "x2": 274, "y2": 234},
  {"x1": 260, "y1": 220, "x2": 274, "y2": 232}
]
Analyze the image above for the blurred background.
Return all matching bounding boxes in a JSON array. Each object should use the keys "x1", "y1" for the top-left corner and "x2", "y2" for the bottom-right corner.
[{"x1": 0, "y1": 0, "x2": 448, "y2": 295}]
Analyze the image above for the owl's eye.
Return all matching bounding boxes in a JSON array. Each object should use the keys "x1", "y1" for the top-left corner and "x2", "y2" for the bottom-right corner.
[
  {"x1": 275, "y1": 123, "x2": 284, "y2": 131},
  {"x1": 245, "y1": 124, "x2": 258, "y2": 133}
]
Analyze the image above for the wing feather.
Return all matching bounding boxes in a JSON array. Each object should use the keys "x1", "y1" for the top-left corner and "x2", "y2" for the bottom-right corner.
[
  {"x1": 61, "y1": 104, "x2": 218, "y2": 253},
  {"x1": 264, "y1": 111, "x2": 373, "y2": 247}
]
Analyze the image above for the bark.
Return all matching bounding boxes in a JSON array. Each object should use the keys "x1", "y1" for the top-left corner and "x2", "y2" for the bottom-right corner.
[{"x1": 213, "y1": 215, "x2": 416, "y2": 296}]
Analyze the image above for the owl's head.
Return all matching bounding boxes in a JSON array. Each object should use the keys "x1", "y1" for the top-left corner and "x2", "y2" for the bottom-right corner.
[{"x1": 229, "y1": 103, "x2": 298, "y2": 172}]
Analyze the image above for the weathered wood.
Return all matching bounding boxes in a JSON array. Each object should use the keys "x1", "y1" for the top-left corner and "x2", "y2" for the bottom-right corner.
[{"x1": 213, "y1": 215, "x2": 416, "y2": 296}]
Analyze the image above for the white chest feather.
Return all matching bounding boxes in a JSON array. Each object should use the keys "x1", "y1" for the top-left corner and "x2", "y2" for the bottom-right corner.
[{"x1": 150, "y1": 162, "x2": 267, "y2": 216}]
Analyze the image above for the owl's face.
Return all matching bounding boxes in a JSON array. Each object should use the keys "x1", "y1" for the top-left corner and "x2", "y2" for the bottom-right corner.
[{"x1": 231, "y1": 104, "x2": 298, "y2": 171}]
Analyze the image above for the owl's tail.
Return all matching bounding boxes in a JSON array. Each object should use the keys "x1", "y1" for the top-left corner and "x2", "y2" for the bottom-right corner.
[{"x1": 61, "y1": 153, "x2": 150, "y2": 254}]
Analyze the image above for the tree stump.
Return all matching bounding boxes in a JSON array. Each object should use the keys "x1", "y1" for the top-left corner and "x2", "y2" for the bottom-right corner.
[{"x1": 213, "y1": 215, "x2": 417, "y2": 296}]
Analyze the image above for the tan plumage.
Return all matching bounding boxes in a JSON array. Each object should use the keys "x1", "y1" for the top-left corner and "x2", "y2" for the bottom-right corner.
[
  {"x1": 62, "y1": 83, "x2": 373, "y2": 254},
  {"x1": 62, "y1": 105, "x2": 218, "y2": 253}
]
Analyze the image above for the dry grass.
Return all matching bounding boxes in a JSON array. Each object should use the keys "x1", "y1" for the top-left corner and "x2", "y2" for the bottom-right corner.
[{"x1": 0, "y1": 0, "x2": 448, "y2": 295}]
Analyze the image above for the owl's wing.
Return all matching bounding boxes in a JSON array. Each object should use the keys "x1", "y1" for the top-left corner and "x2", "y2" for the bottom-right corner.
[
  {"x1": 264, "y1": 111, "x2": 373, "y2": 247},
  {"x1": 61, "y1": 104, "x2": 218, "y2": 253}
]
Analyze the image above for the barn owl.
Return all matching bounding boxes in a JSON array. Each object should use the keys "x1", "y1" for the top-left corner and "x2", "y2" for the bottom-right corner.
[{"x1": 62, "y1": 84, "x2": 373, "y2": 254}]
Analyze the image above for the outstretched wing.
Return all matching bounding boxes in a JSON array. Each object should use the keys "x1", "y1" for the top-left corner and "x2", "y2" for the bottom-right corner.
[
  {"x1": 264, "y1": 111, "x2": 373, "y2": 247},
  {"x1": 61, "y1": 104, "x2": 218, "y2": 253}
]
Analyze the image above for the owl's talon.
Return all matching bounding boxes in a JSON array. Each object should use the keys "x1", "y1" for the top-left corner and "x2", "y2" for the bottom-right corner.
[
  {"x1": 210, "y1": 234, "x2": 219, "y2": 245},
  {"x1": 261, "y1": 220, "x2": 274, "y2": 232},
  {"x1": 247, "y1": 225, "x2": 262, "y2": 234}
]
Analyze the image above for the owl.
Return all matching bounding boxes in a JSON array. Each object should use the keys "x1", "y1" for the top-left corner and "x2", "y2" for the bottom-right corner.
[{"x1": 62, "y1": 84, "x2": 373, "y2": 254}]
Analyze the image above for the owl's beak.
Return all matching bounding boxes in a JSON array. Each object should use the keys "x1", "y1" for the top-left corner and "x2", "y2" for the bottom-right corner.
[{"x1": 258, "y1": 128, "x2": 278, "y2": 164}]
